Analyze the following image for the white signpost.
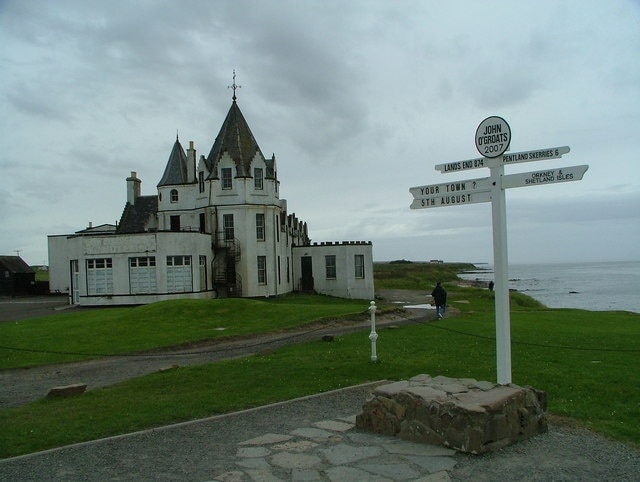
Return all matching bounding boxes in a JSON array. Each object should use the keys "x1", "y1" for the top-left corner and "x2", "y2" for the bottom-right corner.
[{"x1": 410, "y1": 119, "x2": 588, "y2": 385}]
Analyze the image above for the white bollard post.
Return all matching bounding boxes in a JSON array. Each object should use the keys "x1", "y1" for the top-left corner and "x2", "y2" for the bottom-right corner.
[{"x1": 368, "y1": 300, "x2": 378, "y2": 362}]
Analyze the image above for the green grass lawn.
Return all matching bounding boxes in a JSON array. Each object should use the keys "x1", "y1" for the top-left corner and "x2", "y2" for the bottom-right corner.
[
  {"x1": 0, "y1": 295, "x2": 367, "y2": 369},
  {"x1": 374, "y1": 261, "x2": 475, "y2": 290},
  {"x1": 1, "y1": 263, "x2": 638, "y2": 458}
]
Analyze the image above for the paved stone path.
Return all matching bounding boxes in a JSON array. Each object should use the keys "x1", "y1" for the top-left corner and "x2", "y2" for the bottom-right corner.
[{"x1": 213, "y1": 415, "x2": 456, "y2": 481}]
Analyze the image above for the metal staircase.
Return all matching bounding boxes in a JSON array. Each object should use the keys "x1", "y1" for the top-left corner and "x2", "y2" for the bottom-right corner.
[{"x1": 212, "y1": 231, "x2": 242, "y2": 297}]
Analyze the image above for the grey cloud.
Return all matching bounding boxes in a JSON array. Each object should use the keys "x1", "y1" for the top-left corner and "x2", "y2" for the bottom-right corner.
[
  {"x1": 516, "y1": 190, "x2": 639, "y2": 221},
  {"x1": 4, "y1": 83, "x2": 74, "y2": 121},
  {"x1": 1, "y1": 0, "x2": 639, "y2": 265}
]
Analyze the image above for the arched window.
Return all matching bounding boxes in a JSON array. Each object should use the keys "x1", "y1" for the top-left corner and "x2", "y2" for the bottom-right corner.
[{"x1": 170, "y1": 189, "x2": 178, "y2": 203}]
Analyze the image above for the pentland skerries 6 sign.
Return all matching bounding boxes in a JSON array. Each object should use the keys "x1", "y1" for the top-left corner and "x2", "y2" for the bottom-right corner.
[{"x1": 475, "y1": 116, "x2": 511, "y2": 158}]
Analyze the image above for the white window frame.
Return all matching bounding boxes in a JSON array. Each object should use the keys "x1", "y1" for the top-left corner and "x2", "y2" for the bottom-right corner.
[
  {"x1": 256, "y1": 213, "x2": 265, "y2": 241},
  {"x1": 254, "y1": 167, "x2": 263, "y2": 190},
  {"x1": 199, "y1": 255, "x2": 207, "y2": 291},
  {"x1": 257, "y1": 256, "x2": 267, "y2": 285},
  {"x1": 71, "y1": 259, "x2": 80, "y2": 304},
  {"x1": 221, "y1": 167, "x2": 233, "y2": 189},
  {"x1": 86, "y1": 258, "x2": 113, "y2": 295},
  {"x1": 129, "y1": 256, "x2": 157, "y2": 294},
  {"x1": 166, "y1": 255, "x2": 193, "y2": 293},
  {"x1": 223, "y1": 214, "x2": 234, "y2": 241},
  {"x1": 325, "y1": 255, "x2": 336, "y2": 280},
  {"x1": 354, "y1": 254, "x2": 365, "y2": 279}
]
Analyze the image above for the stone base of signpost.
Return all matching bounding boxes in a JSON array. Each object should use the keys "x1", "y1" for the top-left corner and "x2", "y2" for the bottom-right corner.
[{"x1": 355, "y1": 374, "x2": 547, "y2": 454}]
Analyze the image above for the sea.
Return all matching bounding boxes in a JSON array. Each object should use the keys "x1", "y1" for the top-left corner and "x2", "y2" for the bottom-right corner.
[{"x1": 458, "y1": 260, "x2": 640, "y2": 313}]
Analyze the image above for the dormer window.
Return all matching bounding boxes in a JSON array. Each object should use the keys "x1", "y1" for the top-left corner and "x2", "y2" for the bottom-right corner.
[
  {"x1": 170, "y1": 189, "x2": 179, "y2": 203},
  {"x1": 222, "y1": 168, "x2": 232, "y2": 189},
  {"x1": 254, "y1": 168, "x2": 263, "y2": 190}
]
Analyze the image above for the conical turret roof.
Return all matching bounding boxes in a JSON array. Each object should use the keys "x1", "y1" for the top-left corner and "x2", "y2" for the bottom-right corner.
[
  {"x1": 157, "y1": 136, "x2": 190, "y2": 186},
  {"x1": 206, "y1": 100, "x2": 264, "y2": 177}
]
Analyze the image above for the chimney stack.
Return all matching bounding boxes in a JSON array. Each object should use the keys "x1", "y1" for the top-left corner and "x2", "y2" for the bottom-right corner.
[
  {"x1": 187, "y1": 141, "x2": 197, "y2": 183},
  {"x1": 126, "y1": 171, "x2": 141, "y2": 204}
]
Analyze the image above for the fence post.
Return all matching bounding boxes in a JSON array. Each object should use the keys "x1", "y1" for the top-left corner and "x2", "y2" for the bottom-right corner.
[{"x1": 368, "y1": 300, "x2": 378, "y2": 361}]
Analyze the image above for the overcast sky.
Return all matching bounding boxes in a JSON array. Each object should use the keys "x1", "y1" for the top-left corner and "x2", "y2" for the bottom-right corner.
[{"x1": 1, "y1": 0, "x2": 639, "y2": 266}]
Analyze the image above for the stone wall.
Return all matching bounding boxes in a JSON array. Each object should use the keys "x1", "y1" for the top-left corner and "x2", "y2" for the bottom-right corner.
[{"x1": 356, "y1": 374, "x2": 547, "y2": 454}]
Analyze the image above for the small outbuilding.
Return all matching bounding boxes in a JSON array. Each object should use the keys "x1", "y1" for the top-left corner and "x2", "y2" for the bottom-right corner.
[{"x1": 0, "y1": 256, "x2": 36, "y2": 296}]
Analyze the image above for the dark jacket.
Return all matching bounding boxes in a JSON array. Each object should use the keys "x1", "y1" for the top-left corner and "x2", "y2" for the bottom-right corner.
[{"x1": 431, "y1": 284, "x2": 447, "y2": 306}]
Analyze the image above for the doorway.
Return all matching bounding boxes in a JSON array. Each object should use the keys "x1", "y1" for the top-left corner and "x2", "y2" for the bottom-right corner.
[{"x1": 300, "y1": 256, "x2": 314, "y2": 291}]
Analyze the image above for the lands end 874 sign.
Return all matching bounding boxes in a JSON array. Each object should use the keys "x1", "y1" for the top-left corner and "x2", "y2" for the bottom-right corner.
[{"x1": 476, "y1": 116, "x2": 511, "y2": 158}]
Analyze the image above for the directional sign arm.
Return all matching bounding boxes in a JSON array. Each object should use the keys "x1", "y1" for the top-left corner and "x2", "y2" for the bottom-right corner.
[
  {"x1": 410, "y1": 191, "x2": 492, "y2": 209},
  {"x1": 434, "y1": 156, "x2": 493, "y2": 173},
  {"x1": 501, "y1": 164, "x2": 588, "y2": 189},
  {"x1": 501, "y1": 146, "x2": 570, "y2": 166},
  {"x1": 409, "y1": 177, "x2": 492, "y2": 198},
  {"x1": 434, "y1": 146, "x2": 571, "y2": 174}
]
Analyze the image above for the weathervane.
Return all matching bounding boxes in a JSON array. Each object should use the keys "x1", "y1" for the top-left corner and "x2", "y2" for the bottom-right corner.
[{"x1": 228, "y1": 70, "x2": 241, "y2": 101}]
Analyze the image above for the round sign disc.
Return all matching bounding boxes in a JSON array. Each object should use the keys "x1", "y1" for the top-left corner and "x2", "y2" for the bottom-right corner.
[{"x1": 475, "y1": 116, "x2": 511, "y2": 158}]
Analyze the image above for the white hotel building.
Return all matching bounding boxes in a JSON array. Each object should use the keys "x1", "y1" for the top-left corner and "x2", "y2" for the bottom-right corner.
[{"x1": 48, "y1": 93, "x2": 374, "y2": 306}]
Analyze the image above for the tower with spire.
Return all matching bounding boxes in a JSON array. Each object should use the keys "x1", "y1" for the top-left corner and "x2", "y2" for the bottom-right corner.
[{"x1": 47, "y1": 74, "x2": 373, "y2": 305}]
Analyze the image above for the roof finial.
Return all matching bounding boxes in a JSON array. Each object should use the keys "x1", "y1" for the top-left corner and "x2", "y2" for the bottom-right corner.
[
  {"x1": 176, "y1": 129, "x2": 179, "y2": 141},
  {"x1": 228, "y1": 69, "x2": 241, "y2": 101}
]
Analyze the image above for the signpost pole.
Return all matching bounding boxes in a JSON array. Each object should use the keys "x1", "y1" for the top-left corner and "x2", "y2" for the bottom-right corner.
[{"x1": 490, "y1": 163, "x2": 512, "y2": 384}]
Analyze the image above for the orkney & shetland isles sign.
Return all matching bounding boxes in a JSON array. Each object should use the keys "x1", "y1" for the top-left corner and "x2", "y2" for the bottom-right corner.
[{"x1": 410, "y1": 118, "x2": 588, "y2": 385}]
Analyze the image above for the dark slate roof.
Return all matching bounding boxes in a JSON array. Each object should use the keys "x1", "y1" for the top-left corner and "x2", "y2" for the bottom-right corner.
[
  {"x1": 157, "y1": 137, "x2": 190, "y2": 187},
  {"x1": 116, "y1": 195, "x2": 158, "y2": 234},
  {"x1": 206, "y1": 101, "x2": 266, "y2": 178},
  {"x1": 75, "y1": 224, "x2": 117, "y2": 234},
  {"x1": 0, "y1": 256, "x2": 34, "y2": 274}
]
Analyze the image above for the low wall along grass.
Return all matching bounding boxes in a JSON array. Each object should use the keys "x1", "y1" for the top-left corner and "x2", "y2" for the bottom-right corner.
[{"x1": 0, "y1": 262, "x2": 638, "y2": 458}]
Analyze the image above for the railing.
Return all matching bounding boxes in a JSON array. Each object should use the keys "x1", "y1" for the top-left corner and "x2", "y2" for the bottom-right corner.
[
  {"x1": 213, "y1": 265, "x2": 242, "y2": 297},
  {"x1": 212, "y1": 231, "x2": 241, "y2": 263},
  {"x1": 212, "y1": 242, "x2": 242, "y2": 297}
]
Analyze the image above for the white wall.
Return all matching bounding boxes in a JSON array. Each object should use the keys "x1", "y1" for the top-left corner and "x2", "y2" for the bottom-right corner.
[
  {"x1": 48, "y1": 234, "x2": 79, "y2": 295},
  {"x1": 292, "y1": 242, "x2": 374, "y2": 300},
  {"x1": 48, "y1": 231, "x2": 214, "y2": 306}
]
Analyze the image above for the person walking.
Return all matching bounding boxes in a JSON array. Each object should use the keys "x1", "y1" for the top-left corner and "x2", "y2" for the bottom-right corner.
[{"x1": 431, "y1": 282, "x2": 447, "y2": 319}]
